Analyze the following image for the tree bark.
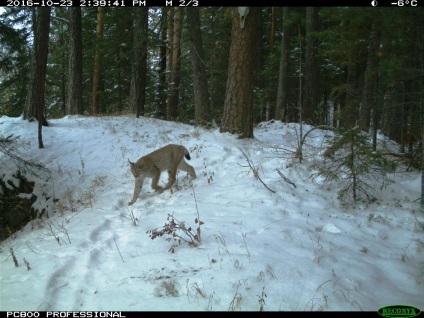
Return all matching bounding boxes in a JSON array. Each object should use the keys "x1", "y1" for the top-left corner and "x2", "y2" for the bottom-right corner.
[
  {"x1": 275, "y1": 7, "x2": 292, "y2": 121},
  {"x1": 419, "y1": 11, "x2": 424, "y2": 210},
  {"x1": 166, "y1": 8, "x2": 182, "y2": 121},
  {"x1": 303, "y1": 7, "x2": 319, "y2": 124},
  {"x1": 25, "y1": 8, "x2": 49, "y2": 127},
  {"x1": 25, "y1": 7, "x2": 51, "y2": 149},
  {"x1": 67, "y1": 7, "x2": 83, "y2": 115},
  {"x1": 265, "y1": 6, "x2": 276, "y2": 121},
  {"x1": 156, "y1": 8, "x2": 168, "y2": 118},
  {"x1": 220, "y1": 7, "x2": 259, "y2": 139},
  {"x1": 92, "y1": 7, "x2": 104, "y2": 115},
  {"x1": 186, "y1": 7, "x2": 211, "y2": 126},
  {"x1": 129, "y1": 8, "x2": 148, "y2": 118},
  {"x1": 360, "y1": 11, "x2": 381, "y2": 152}
]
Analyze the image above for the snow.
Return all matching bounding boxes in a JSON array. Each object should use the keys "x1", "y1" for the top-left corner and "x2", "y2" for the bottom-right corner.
[{"x1": 0, "y1": 115, "x2": 423, "y2": 312}]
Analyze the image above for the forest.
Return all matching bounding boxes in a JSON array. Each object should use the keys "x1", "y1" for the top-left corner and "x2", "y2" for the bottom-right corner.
[
  {"x1": 1, "y1": 8, "x2": 424, "y2": 310},
  {"x1": 0, "y1": 6, "x2": 423, "y2": 191}
]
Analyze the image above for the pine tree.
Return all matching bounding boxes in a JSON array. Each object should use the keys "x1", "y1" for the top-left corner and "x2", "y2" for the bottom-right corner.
[
  {"x1": 129, "y1": 8, "x2": 148, "y2": 118},
  {"x1": 186, "y1": 7, "x2": 211, "y2": 126},
  {"x1": 67, "y1": 7, "x2": 83, "y2": 115},
  {"x1": 0, "y1": 8, "x2": 32, "y2": 116},
  {"x1": 220, "y1": 7, "x2": 259, "y2": 139}
]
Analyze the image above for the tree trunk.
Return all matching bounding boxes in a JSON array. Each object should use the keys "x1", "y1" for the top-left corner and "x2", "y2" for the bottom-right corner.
[
  {"x1": 360, "y1": 14, "x2": 381, "y2": 151},
  {"x1": 220, "y1": 7, "x2": 259, "y2": 139},
  {"x1": 265, "y1": 6, "x2": 276, "y2": 121},
  {"x1": 67, "y1": 7, "x2": 83, "y2": 115},
  {"x1": 419, "y1": 12, "x2": 424, "y2": 209},
  {"x1": 37, "y1": 7, "x2": 50, "y2": 148},
  {"x1": 303, "y1": 7, "x2": 319, "y2": 124},
  {"x1": 25, "y1": 7, "x2": 51, "y2": 149},
  {"x1": 166, "y1": 8, "x2": 182, "y2": 121},
  {"x1": 156, "y1": 8, "x2": 168, "y2": 118},
  {"x1": 341, "y1": 61, "x2": 359, "y2": 129},
  {"x1": 341, "y1": 18, "x2": 362, "y2": 130},
  {"x1": 24, "y1": 8, "x2": 51, "y2": 128},
  {"x1": 270, "y1": 7, "x2": 275, "y2": 49},
  {"x1": 24, "y1": 8, "x2": 36, "y2": 121},
  {"x1": 129, "y1": 8, "x2": 148, "y2": 118},
  {"x1": 186, "y1": 7, "x2": 211, "y2": 126},
  {"x1": 275, "y1": 7, "x2": 292, "y2": 121},
  {"x1": 92, "y1": 7, "x2": 104, "y2": 115}
]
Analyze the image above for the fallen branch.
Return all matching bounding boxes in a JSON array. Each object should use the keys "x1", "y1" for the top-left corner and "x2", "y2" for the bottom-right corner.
[
  {"x1": 239, "y1": 148, "x2": 276, "y2": 194},
  {"x1": 113, "y1": 236, "x2": 125, "y2": 263},
  {"x1": 276, "y1": 169, "x2": 296, "y2": 188}
]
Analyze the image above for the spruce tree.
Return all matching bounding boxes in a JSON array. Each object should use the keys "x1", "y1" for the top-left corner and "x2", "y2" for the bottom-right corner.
[{"x1": 313, "y1": 126, "x2": 396, "y2": 203}]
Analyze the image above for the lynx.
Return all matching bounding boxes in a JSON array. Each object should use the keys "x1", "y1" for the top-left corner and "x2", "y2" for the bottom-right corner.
[{"x1": 128, "y1": 144, "x2": 196, "y2": 206}]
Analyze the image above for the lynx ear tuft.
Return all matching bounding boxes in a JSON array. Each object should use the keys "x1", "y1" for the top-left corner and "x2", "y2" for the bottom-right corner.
[{"x1": 128, "y1": 159, "x2": 134, "y2": 165}]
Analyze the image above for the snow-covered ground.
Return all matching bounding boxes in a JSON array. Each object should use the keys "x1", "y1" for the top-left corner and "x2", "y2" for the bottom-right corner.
[{"x1": 1, "y1": 115, "x2": 423, "y2": 311}]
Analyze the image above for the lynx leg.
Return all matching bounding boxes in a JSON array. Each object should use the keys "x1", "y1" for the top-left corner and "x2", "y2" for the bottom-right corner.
[
  {"x1": 178, "y1": 159, "x2": 197, "y2": 179},
  {"x1": 151, "y1": 166, "x2": 164, "y2": 193},
  {"x1": 163, "y1": 168, "x2": 177, "y2": 190},
  {"x1": 128, "y1": 176, "x2": 145, "y2": 206}
]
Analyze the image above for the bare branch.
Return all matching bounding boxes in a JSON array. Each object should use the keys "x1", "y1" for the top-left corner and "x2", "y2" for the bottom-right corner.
[
  {"x1": 239, "y1": 148, "x2": 276, "y2": 193},
  {"x1": 276, "y1": 169, "x2": 296, "y2": 188}
]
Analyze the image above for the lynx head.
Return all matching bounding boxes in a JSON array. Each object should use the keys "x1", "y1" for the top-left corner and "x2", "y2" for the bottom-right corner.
[{"x1": 128, "y1": 158, "x2": 144, "y2": 178}]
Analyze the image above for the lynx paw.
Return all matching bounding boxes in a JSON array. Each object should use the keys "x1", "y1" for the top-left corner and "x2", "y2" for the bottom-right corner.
[{"x1": 128, "y1": 201, "x2": 135, "y2": 206}]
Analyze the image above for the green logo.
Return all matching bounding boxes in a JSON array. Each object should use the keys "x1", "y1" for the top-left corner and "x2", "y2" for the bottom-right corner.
[{"x1": 378, "y1": 305, "x2": 421, "y2": 318}]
